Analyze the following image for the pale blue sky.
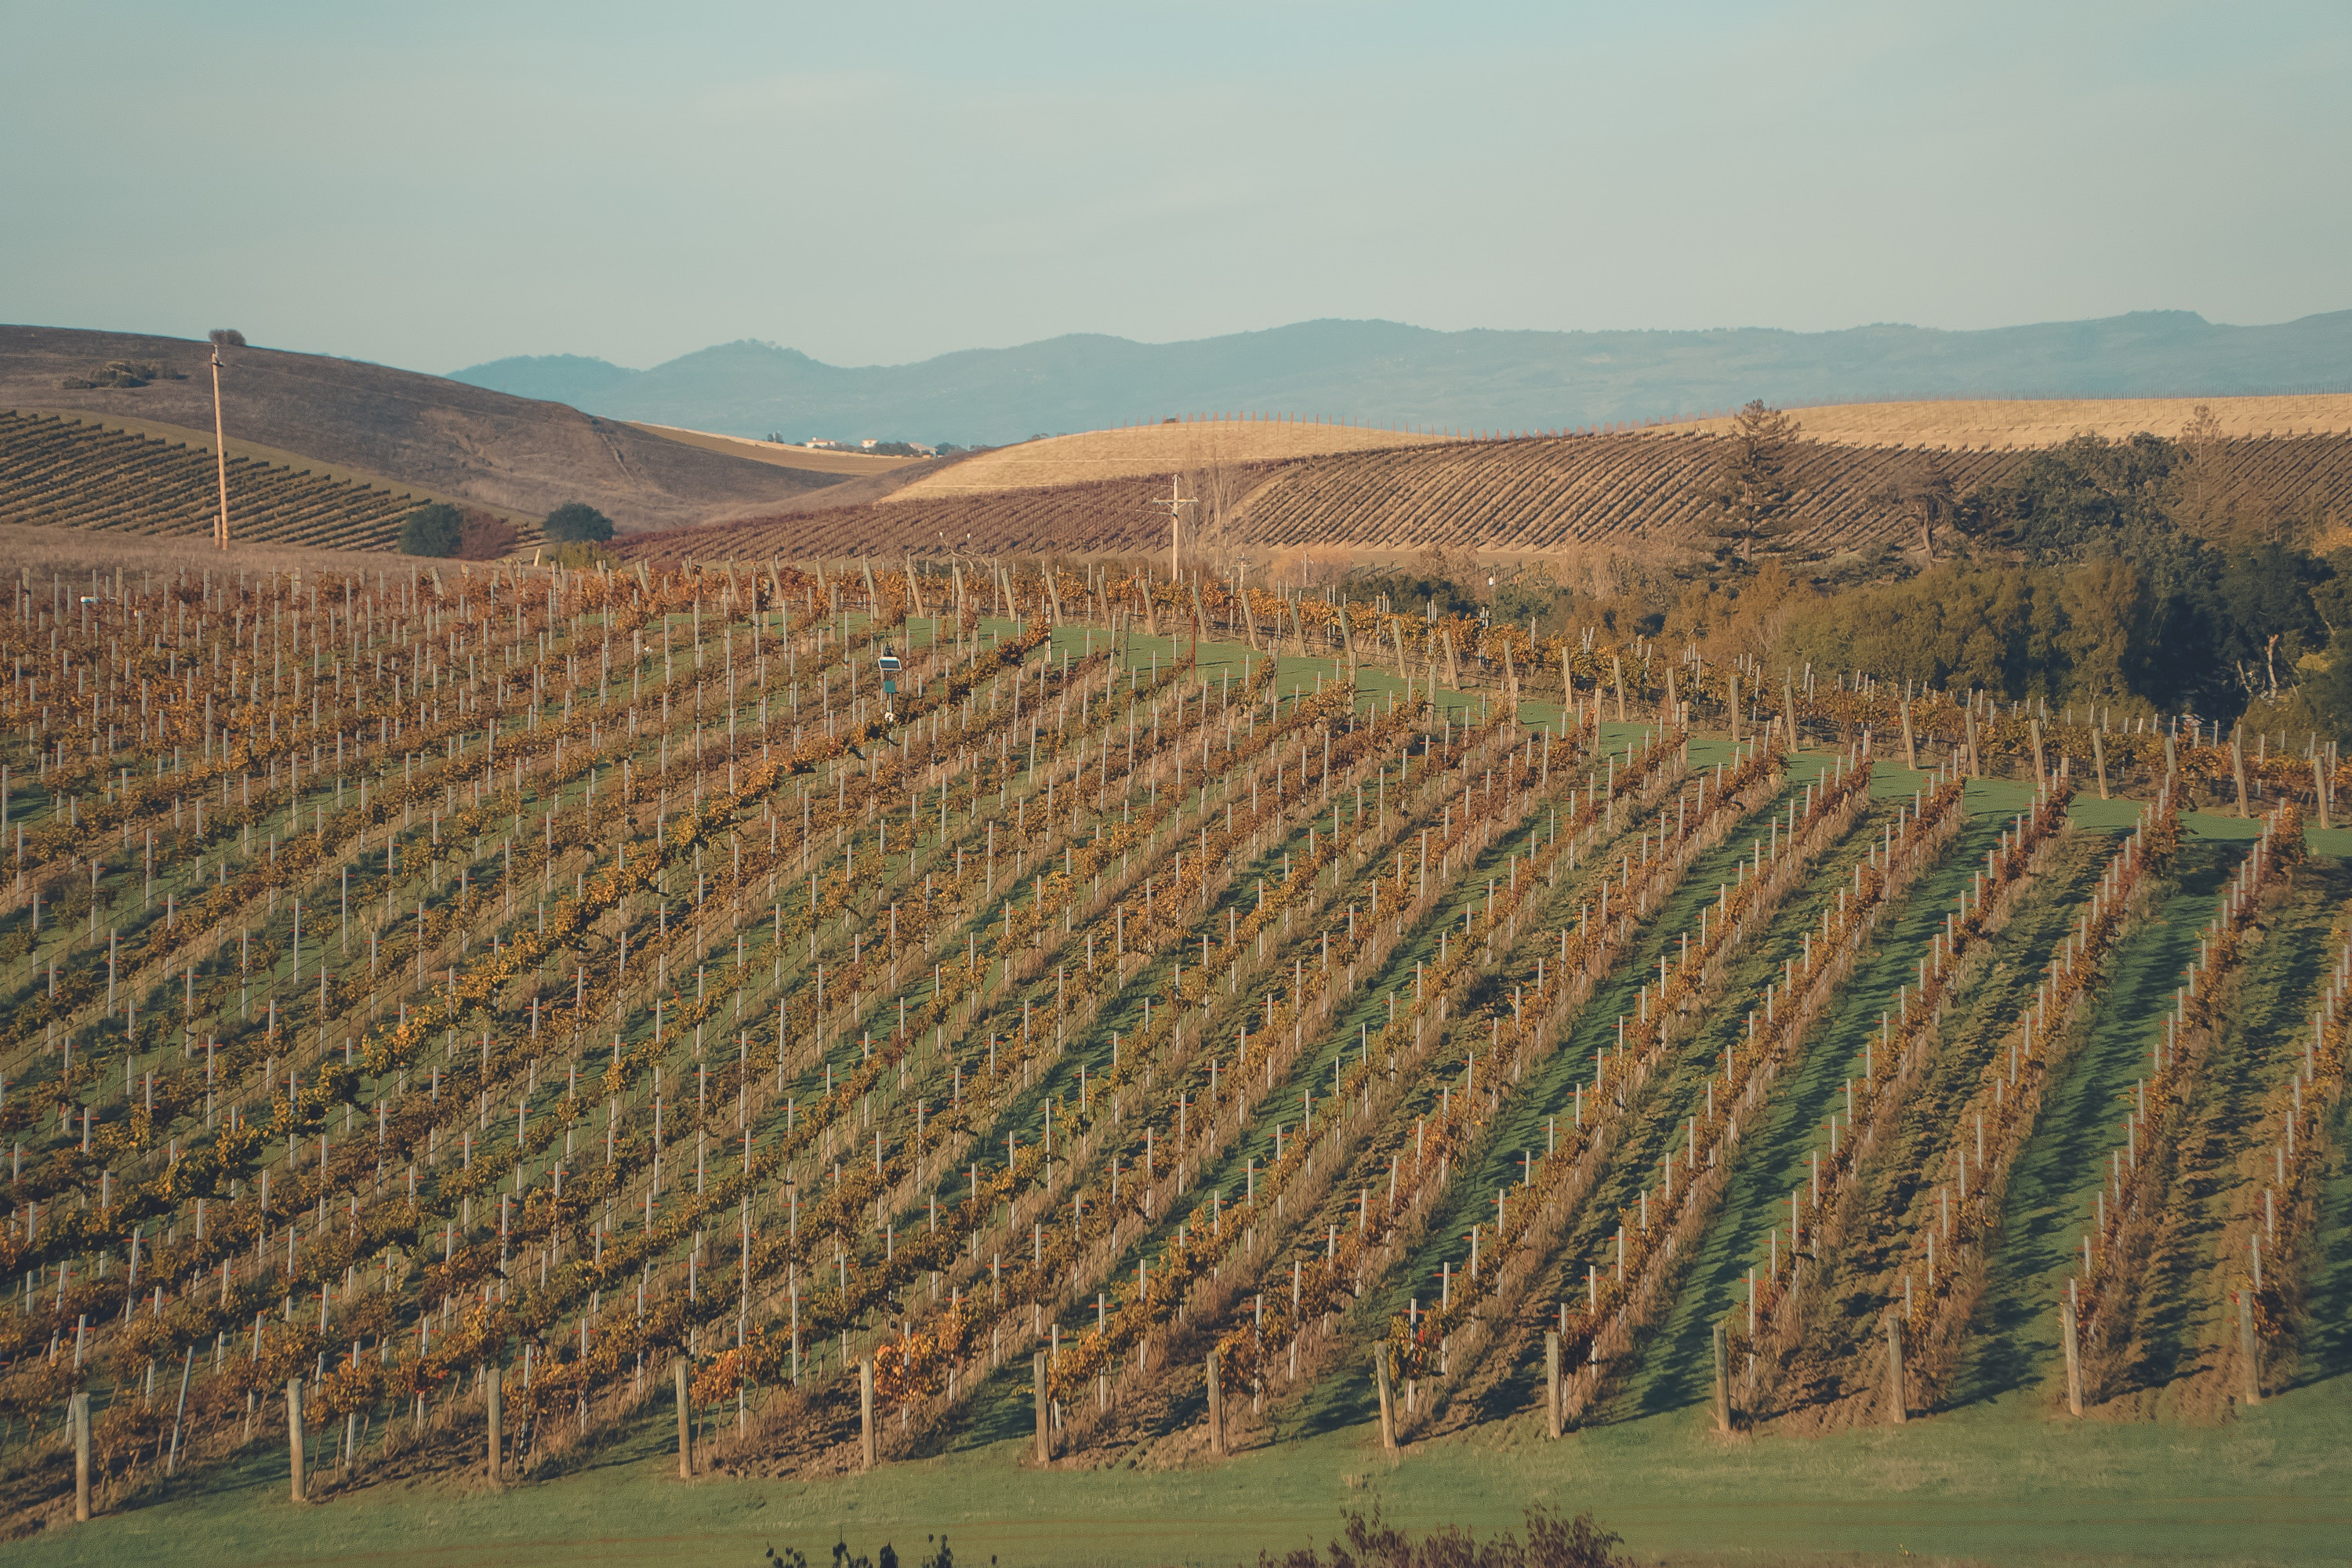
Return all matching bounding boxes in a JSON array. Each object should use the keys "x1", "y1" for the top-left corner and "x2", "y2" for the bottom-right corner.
[{"x1": 3, "y1": 2, "x2": 2343, "y2": 373}]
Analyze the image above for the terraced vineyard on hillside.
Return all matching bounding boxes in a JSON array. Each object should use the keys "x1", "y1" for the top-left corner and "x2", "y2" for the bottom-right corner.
[
  {"x1": 0, "y1": 412, "x2": 448, "y2": 554},
  {"x1": 1, "y1": 557, "x2": 2344, "y2": 1532},
  {"x1": 644, "y1": 427, "x2": 2352, "y2": 563}
]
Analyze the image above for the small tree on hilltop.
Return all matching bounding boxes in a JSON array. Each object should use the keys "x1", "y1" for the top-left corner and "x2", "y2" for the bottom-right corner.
[
  {"x1": 543, "y1": 501, "x2": 614, "y2": 544},
  {"x1": 398, "y1": 501, "x2": 464, "y2": 557},
  {"x1": 1705, "y1": 400, "x2": 1804, "y2": 564}
]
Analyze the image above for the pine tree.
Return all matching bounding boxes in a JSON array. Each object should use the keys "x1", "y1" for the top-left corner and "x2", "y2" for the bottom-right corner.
[{"x1": 1705, "y1": 400, "x2": 1803, "y2": 563}]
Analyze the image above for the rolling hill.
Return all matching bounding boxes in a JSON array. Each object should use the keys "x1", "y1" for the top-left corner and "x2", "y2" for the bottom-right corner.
[
  {"x1": 0, "y1": 325, "x2": 863, "y2": 532},
  {"x1": 452, "y1": 309, "x2": 2352, "y2": 448},
  {"x1": 629, "y1": 412, "x2": 2352, "y2": 567},
  {"x1": 1655, "y1": 393, "x2": 2352, "y2": 448}
]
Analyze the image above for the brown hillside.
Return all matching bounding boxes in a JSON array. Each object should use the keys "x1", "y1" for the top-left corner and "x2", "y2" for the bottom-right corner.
[
  {"x1": 0, "y1": 325, "x2": 848, "y2": 532},
  {"x1": 0, "y1": 410, "x2": 470, "y2": 554},
  {"x1": 627, "y1": 429, "x2": 2352, "y2": 564}
]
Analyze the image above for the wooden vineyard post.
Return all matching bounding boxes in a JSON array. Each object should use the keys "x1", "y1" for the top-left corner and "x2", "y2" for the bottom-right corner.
[
  {"x1": 287, "y1": 1377, "x2": 308, "y2": 1501},
  {"x1": 1884, "y1": 1318, "x2": 1906, "y2": 1426},
  {"x1": 2030, "y1": 718, "x2": 2047, "y2": 791},
  {"x1": 1033, "y1": 1352, "x2": 1051, "y2": 1465},
  {"x1": 1207, "y1": 1349, "x2": 1225, "y2": 1455},
  {"x1": 2233, "y1": 733, "x2": 2252, "y2": 817},
  {"x1": 2092, "y1": 730, "x2": 2110, "y2": 801},
  {"x1": 860, "y1": 1358, "x2": 877, "y2": 1472},
  {"x1": 486, "y1": 1361, "x2": 503, "y2": 1486},
  {"x1": 1663, "y1": 663, "x2": 1678, "y2": 727},
  {"x1": 1613, "y1": 655, "x2": 1627, "y2": 723},
  {"x1": 2314, "y1": 755, "x2": 2331, "y2": 829},
  {"x1": 2239, "y1": 1291, "x2": 2261, "y2": 1406},
  {"x1": 1375, "y1": 1350, "x2": 1397, "y2": 1453},
  {"x1": 1729, "y1": 672, "x2": 1742, "y2": 743},
  {"x1": 71, "y1": 1391, "x2": 90, "y2": 1522},
  {"x1": 1545, "y1": 1330, "x2": 1563, "y2": 1439},
  {"x1": 1900, "y1": 699, "x2": 1915, "y2": 771},
  {"x1": 1711, "y1": 1323, "x2": 1730, "y2": 1435},
  {"x1": 673, "y1": 1356, "x2": 692, "y2": 1478},
  {"x1": 2061, "y1": 1292, "x2": 2083, "y2": 1416}
]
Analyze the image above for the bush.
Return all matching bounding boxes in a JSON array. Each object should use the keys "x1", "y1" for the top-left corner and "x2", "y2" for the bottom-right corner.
[
  {"x1": 459, "y1": 514, "x2": 518, "y2": 561},
  {"x1": 543, "y1": 502, "x2": 614, "y2": 544},
  {"x1": 1260, "y1": 1505, "x2": 1625, "y2": 1568},
  {"x1": 398, "y1": 502, "x2": 465, "y2": 557},
  {"x1": 545, "y1": 540, "x2": 617, "y2": 568}
]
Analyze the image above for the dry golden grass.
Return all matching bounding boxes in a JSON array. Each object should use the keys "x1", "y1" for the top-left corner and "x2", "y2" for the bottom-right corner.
[
  {"x1": 884, "y1": 416, "x2": 1455, "y2": 501},
  {"x1": 1650, "y1": 394, "x2": 2352, "y2": 450},
  {"x1": 627, "y1": 423, "x2": 919, "y2": 475}
]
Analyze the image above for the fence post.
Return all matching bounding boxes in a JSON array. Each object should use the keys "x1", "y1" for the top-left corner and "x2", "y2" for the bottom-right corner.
[
  {"x1": 673, "y1": 1356, "x2": 692, "y2": 1478},
  {"x1": 1545, "y1": 1330, "x2": 1563, "y2": 1439},
  {"x1": 1711, "y1": 1323, "x2": 1731, "y2": 1434},
  {"x1": 1033, "y1": 1352, "x2": 1051, "y2": 1465},
  {"x1": 2061, "y1": 1296, "x2": 2083, "y2": 1416},
  {"x1": 1374, "y1": 1349, "x2": 1396, "y2": 1453},
  {"x1": 1884, "y1": 1317, "x2": 1906, "y2": 1426},
  {"x1": 1206, "y1": 1349, "x2": 1224, "y2": 1455},
  {"x1": 485, "y1": 1361, "x2": 503, "y2": 1486},
  {"x1": 287, "y1": 1377, "x2": 307, "y2": 1501},
  {"x1": 71, "y1": 1391, "x2": 90, "y2": 1523},
  {"x1": 860, "y1": 1358, "x2": 877, "y2": 1472},
  {"x1": 2239, "y1": 1291, "x2": 2261, "y2": 1406}
]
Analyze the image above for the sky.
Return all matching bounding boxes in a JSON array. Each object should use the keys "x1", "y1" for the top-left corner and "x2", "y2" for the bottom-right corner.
[{"x1": 2, "y1": 1, "x2": 2345, "y2": 375}]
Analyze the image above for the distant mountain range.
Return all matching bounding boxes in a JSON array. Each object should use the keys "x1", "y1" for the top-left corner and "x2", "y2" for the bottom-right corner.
[{"x1": 451, "y1": 310, "x2": 2352, "y2": 447}]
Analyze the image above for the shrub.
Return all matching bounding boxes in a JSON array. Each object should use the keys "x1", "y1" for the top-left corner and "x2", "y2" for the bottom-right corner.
[
  {"x1": 543, "y1": 502, "x2": 614, "y2": 544},
  {"x1": 398, "y1": 502, "x2": 465, "y2": 557},
  {"x1": 546, "y1": 540, "x2": 618, "y2": 568}
]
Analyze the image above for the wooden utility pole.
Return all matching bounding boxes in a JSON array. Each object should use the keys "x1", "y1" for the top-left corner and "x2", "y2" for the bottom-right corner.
[
  {"x1": 1152, "y1": 476, "x2": 1194, "y2": 585},
  {"x1": 209, "y1": 340, "x2": 231, "y2": 550}
]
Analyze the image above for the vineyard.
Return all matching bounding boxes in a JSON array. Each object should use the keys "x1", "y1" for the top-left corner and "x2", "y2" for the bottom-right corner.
[
  {"x1": 1653, "y1": 394, "x2": 2352, "y2": 449},
  {"x1": 641, "y1": 427, "x2": 2352, "y2": 564},
  {"x1": 0, "y1": 413, "x2": 488, "y2": 555},
  {"x1": 0, "y1": 553, "x2": 2345, "y2": 1549}
]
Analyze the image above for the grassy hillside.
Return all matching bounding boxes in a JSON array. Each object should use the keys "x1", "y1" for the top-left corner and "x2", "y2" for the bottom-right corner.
[
  {"x1": 0, "y1": 326, "x2": 851, "y2": 532},
  {"x1": 1657, "y1": 394, "x2": 2352, "y2": 450},
  {"x1": 884, "y1": 417, "x2": 1452, "y2": 501}
]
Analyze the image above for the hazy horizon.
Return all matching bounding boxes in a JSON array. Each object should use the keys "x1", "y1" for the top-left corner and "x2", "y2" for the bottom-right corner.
[{"x1": 4, "y1": 2, "x2": 2345, "y2": 376}]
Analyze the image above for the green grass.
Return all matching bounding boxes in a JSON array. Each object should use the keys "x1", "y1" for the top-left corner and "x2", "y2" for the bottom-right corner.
[{"x1": 22, "y1": 1370, "x2": 2352, "y2": 1567}]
